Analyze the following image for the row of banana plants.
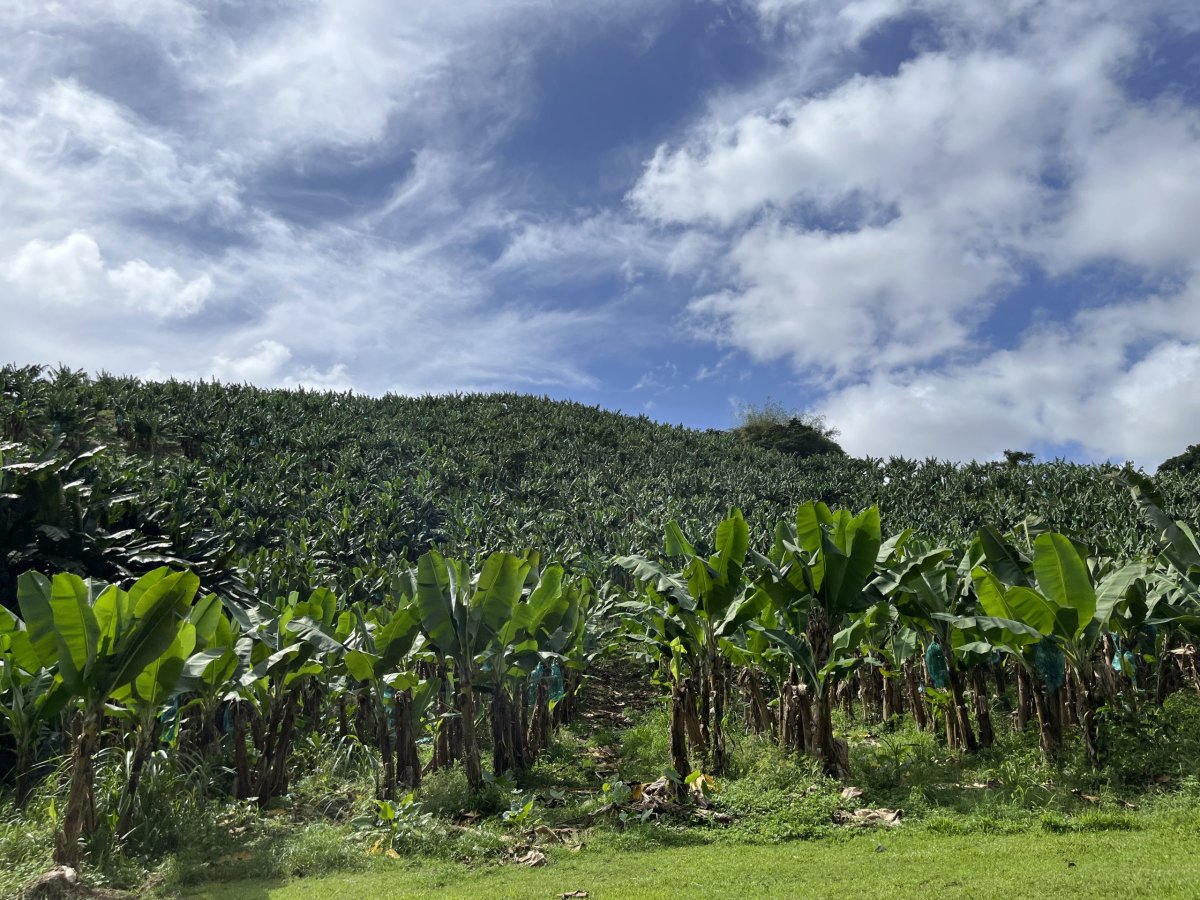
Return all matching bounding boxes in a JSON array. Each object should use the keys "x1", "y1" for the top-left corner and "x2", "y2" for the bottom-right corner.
[
  {"x1": 616, "y1": 470, "x2": 1200, "y2": 792},
  {"x1": 0, "y1": 551, "x2": 599, "y2": 869}
]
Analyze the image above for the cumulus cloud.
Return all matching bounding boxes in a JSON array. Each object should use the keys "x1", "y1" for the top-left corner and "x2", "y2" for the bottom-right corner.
[
  {"x1": 5, "y1": 232, "x2": 212, "y2": 317},
  {"x1": 211, "y1": 340, "x2": 292, "y2": 384},
  {"x1": 820, "y1": 282, "x2": 1200, "y2": 467},
  {"x1": 625, "y1": 0, "x2": 1200, "y2": 461}
]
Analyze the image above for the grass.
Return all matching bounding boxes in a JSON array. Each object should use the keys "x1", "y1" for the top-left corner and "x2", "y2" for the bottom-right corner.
[
  {"x1": 178, "y1": 824, "x2": 1200, "y2": 899},
  {"x1": 7, "y1": 693, "x2": 1200, "y2": 897}
]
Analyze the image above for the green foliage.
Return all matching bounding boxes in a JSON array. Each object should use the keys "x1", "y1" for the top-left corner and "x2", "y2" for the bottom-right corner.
[
  {"x1": 717, "y1": 737, "x2": 840, "y2": 842},
  {"x1": 1159, "y1": 443, "x2": 1200, "y2": 475},
  {"x1": 734, "y1": 402, "x2": 845, "y2": 459},
  {"x1": 416, "y1": 769, "x2": 505, "y2": 818},
  {"x1": 4, "y1": 365, "x2": 1200, "y2": 889},
  {"x1": 1004, "y1": 450, "x2": 1036, "y2": 466},
  {"x1": 1097, "y1": 691, "x2": 1200, "y2": 786},
  {"x1": 5, "y1": 364, "x2": 1198, "y2": 603},
  {"x1": 617, "y1": 707, "x2": 672, "y2": 781}
]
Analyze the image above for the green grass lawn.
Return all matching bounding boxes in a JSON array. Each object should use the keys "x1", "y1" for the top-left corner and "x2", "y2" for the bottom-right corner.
[{"x1": 181, "y1": 825, "x2": 1199, "y2": 900}]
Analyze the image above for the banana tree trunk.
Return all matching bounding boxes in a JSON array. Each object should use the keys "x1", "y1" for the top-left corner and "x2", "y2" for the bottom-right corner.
[
  {"x1": 813, "y1": 684, "x2": 849, "y2": 779},
  {"x1": 968, "y1": 667, "x2": 994, "y2": 750},
  {"x1": 432, "y1": 667, "x2": 454, "y2": 772},
  {"x1": 528, "y1": 676, "x2": 551, "y2": 756},
  {"x1": 116, "y1": 715, "x2": 159, "y2": 839},
  {"x1": 54, "y1": 710, "x2": 99, "y2": 868},
  {"x1": 860, "y1": 662, "x2": 883, "y2": 723},
  {"x1": 378, "y1": 692, "x2": 396, "y2": 800},
  {"x1": 457, "y1": 676, "x2": 484, "y2": 793},
  {"x1": 945, "y1": 661, "x2": 978, "y2": 754},
  {"x1": 258, "y1": 689, "x2": 299, "y2": 806},
  {"x1": 490, "y1": 685, "x2": 528, "y2": 775},
  {"x1": 1015, "y1": 666, "x2": 1032, "y2": 731},
  {"x1": 337, "y1": 694, "x2": 350, "y2": 740},
  {"x1": 1030, "y1": 681, "x2": 1063, "y2": 757},
  {"x1": 1075, "y1": 667, "x2": 1100, "y2": 766},
  {"x1": 516, "y1": 685, "x2": 530, "y2": 771},
  {"x1": 795, "y1": 681, "x2": 815, "y2": 755},
  {"x1": 394, "y1": 689, "x2": 421, "y2": 790},
  {"x1": 904, "y1": 660, "x2": 929, "y2": 731},
  {"x1": 682, "y1": 676, "x2": 704, "y2": 751},
  {"x1": 669, "y1": 675, "x2": 691, "y2": 802},
  {"x1": 992, "y1": 661, "x2": 1009, "y2": 711},
  {"x1": 778, "y1": 672, "x2": 795, "y2": 750},
  {"x1": 233, "y1": 704, "x2": 253, "y2": 799},
  {"x1": 709, "y1": 653, "x2": 728, "y2": 774},
  {"x1": 742, "y1": 668, "x2": 774, "y2": 736}
]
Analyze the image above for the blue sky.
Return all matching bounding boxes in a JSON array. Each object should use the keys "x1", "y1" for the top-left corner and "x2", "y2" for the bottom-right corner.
[{"x1": 2, "y1": 1, "x2": 1200, "y2": 466}]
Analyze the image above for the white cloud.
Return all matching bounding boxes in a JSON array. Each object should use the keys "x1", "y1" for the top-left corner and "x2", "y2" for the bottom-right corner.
[
  {"x1": 624, "y1": 0, "x2": 1200, "y2": 462},
  {"x1": 0, "y1": 2, "x2": 665, "y2": 397},
  {"x1": 4, "y1": 232, "x2": 213, "y2": 318},
  {"x1": 211, "y1": 340, "x2": 292, "y2": 384},
  {"x1": 5, "y1": 232, "x2": 104, "y2": 305},
  {"x1": 820, "y1": 284, "x2": 1200, "y2": 466},
  {"x1": 690, "y1": 215, "x2": 1013, "y2": 375},
  {"x1": 108, "y1": 261, "x2": 213, "y2": 318},
  {"x1": 1050, "y1": 104, "x2": 1200, "y2": 271}
]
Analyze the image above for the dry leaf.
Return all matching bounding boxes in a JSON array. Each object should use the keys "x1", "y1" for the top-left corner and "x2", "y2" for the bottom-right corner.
[
  {"x1": 560, "y1": 892, "x2": 590, "y2": 899},
  {"x1": 516, "y1": 849, "x2": 547, "y2": 867},
  {"x1": 840, "y1": 786, "x2": 864, "y2": 801},
  {"x1": 833, "y1": 807, "x2": 904, "y2": 828}
]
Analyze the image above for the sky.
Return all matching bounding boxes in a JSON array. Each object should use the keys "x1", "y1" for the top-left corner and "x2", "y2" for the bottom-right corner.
[{"x1": 2, "y1": 1, "x2": 1200, "y2": 467}]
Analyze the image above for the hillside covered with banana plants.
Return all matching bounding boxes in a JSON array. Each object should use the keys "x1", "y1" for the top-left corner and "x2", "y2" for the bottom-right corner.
[{"x1": 3, "y1": 363, "x2": 1200, "y2": 897}]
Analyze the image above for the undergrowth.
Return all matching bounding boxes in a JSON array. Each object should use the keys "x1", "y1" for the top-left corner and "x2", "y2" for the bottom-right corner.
[{"x1": 5, "y1": 699, "x2": 1200, "y2": 897}]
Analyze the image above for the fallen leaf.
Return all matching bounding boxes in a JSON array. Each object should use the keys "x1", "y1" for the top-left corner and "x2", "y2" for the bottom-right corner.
[
  {"x1": 840, "y1": 786, "x2": 864, "y2": 801},
  {"x1": 560, "y1": 892, "x2": 590, "y2": 899},
  {"x1": 833, "y1": 807, "x2": 904, "y2": 828},
  {"x1": 515, "y1": 849, "x2": 547, "y2": 868}
]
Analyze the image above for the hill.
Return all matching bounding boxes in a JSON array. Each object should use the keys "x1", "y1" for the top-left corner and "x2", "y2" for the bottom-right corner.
[{"x1": 3, "y1": 364, "x2": 1198, "y2": 604}]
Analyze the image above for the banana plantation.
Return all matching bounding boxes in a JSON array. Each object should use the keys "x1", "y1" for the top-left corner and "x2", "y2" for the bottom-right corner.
[{"x1": 3, "y1": 364, "x2": 1200, "y2": 896}]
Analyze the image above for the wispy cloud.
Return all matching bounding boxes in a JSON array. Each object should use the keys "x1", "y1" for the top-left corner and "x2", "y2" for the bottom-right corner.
[{"x1": 0, "y1": 1, "x2": 665, "y2": 394}]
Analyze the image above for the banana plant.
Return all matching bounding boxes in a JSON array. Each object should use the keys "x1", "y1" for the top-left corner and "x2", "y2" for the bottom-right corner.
[
  {"x1": 872, "y1": 536, "x2": 981, "y2": 751},
  {"x1": 752, "y1": 502, "x2": 881, "y2": 777},
  {"x1": 105, "y1": 589, "x2": 227, "y2": 836},
  {"x1": 969, "y1": 532, "x2": 1145, "y2": 760},
  {"x1": 616, "y1": 510, "x2": 758, "y2": 774},
  {"x1": 227, "y1": 586, "x2": 342, "y2": 805},
  {"x1": 415, "y1": 550, "x2": 529, "y2": 792},
  {"x1": 484, "y1": 560, "x2": 586, "y2": 774},
  {"x1": 616, "y1": 581, "x2": 702, "y2": 798},
  {"x1": 174, "y1": 599, "x2": 240, "y2": 762},
  {"x1": 16, "y1": 566, "x2": 200, "y2": 867},
  {"x1": 0, "y1": 605, "x2": 69, "y2": 803},
  {"x1": 1113, "y1": 468, "x2": 1200, "y2": 629},
  {"x1": 338, "y1": 590, "x2": 437, "y2": 797}
]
